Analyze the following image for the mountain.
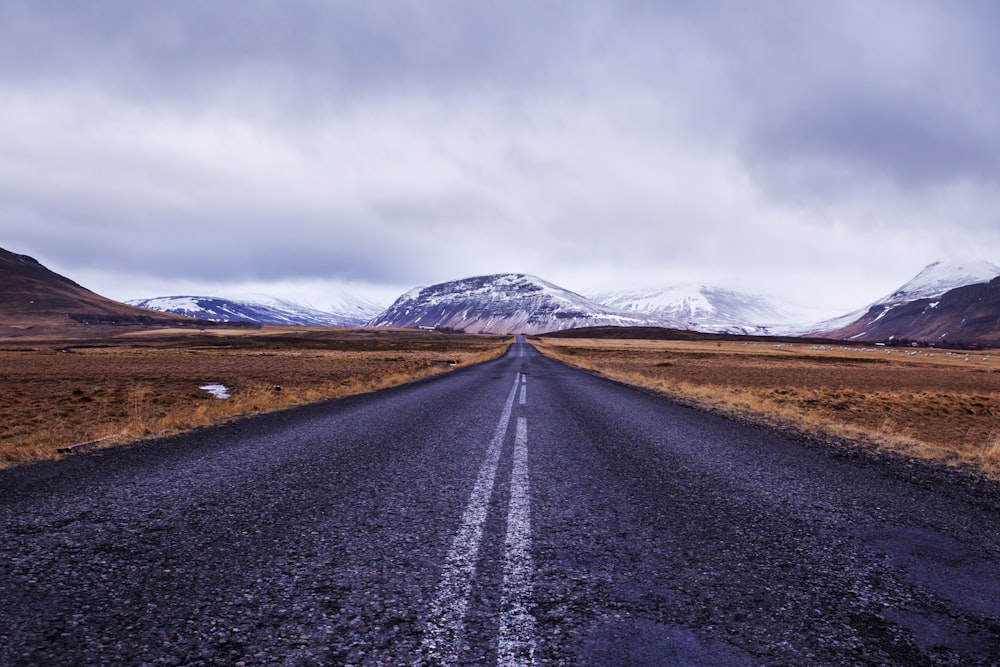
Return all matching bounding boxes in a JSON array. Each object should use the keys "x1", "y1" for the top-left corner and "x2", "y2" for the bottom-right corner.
[
  {"x1": 128, "y1": 295, "x2": 383, "y2": 327},
  {"x1": 369, "y1": 273, "x2": 656, "y2": 334},
  {"x1": 592, "y1": 285, "x2": 795, "y2": 334},
  {"x1": 878, "y1": 260, "x2": 1000, "y2": 303},
  {"x1": 817, "y1": 261, "x2": 1000, "y2": 345},
  {"x1": 0, "y1": 247, "x2": 190, "y2": 330}
]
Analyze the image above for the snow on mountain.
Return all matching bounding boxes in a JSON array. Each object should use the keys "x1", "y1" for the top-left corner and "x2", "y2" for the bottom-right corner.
[
  {"x1": 129, "y1": 294, "x2": 381, "y2": 327},
  {"x1": 130, "y1": 261, "x2": 994, "y2": 339},
  {"x1": 369, "y1": 273, "x2": 657, "y2": 334},
  {"x1": 876, "y1": 260, "x2": 1000, "y2": 304},
  {"x1": 810, "y1": 260, "x2": 1000, "y2": 342},
  {"x1": 246, "y1": 292, "x2": 385, "y2": 323},
  {"x1": 313, "y1": 293, "x2": 387, "y2": 322},
  {"x1": 592, "y1": 285, "x2": 795, "y2": 334}
]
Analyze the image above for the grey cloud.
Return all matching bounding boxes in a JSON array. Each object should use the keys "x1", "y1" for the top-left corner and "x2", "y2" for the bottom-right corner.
[
  {"x1": 746, "y1": 98, "x2": 1000, "y2": 195},
  {"x1": 713, "y1": 1, "x2": 1000, "y2": 198},
  {"x1": 0, "y1": 1, "x2": 596, "y2": 109},
  {"x1": 33, "y1": 209, "x2": 430, "y2": 285},
  {"x1": 2, "y1": 0, "x2": 1000, "y2": 315}
]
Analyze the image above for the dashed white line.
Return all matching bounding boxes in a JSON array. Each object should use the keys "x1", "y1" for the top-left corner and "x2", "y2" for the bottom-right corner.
[
  {"x1": 519, "y1": 379, "x2": 526, "y2": 405},
  {"x1": 418, "y1": 373, "x2": 521, "y2": 666},
  {"x1": 497, "y1": 416, "x2": 537, "y2": 666}
]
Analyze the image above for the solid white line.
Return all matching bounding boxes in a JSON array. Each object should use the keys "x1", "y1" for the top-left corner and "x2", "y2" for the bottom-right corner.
[
  {"x1": 418, "y1": 373, "x2": 521, "y2": 666},
  {"x1": 497, "y1": 417, "x2": 536, "y2": 666}
]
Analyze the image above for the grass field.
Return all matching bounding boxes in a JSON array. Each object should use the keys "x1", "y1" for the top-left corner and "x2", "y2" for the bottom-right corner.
[
  {"x1": 0, "y1": 326, "x2": 511, "y2": 467},
  {"x1": 534, "y1": 336, "x2": 1000, "y2": 476},
  {"x1": 8, "y1": 324, "x2": 999, "y2": 476}
]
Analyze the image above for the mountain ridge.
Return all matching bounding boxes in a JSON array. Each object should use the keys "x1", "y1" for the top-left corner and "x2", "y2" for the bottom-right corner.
[
  {"x1": 813, "y1": 260, "x2": 1000, "y2": 345},
  {"x1": 881, "y1": 260, "x2": 1000, "y2": 304},
  {"x1": 128, "y1": 295, "x2": 382, "y2": 327},
  {"x1": 370, "y1": 273, "x2": 657, "y2": 334},
  {"x1": 591, "y1": 284, "x2": 796, "y2": 335},
  {"x1": 0, "y1": 248, "x2": 193, "y2": 329},
  {"x1": 4, "y1": 245, "x2": 997, "y2": 344},
  {"x1": 369, "y1": 262, "x2": 1000, "y2": 342}
]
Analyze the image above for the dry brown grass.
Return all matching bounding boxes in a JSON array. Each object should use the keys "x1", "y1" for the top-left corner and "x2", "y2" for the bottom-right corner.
[
  {"x1": 983, "y1": 432, "x2": 1000, "y2": 470},
  {"x1": 534, "y1": 337, "x2": 1000, "y2": 477},
  {"x1": 0, "y1": 327, "x2": 510, "y2": 467}
]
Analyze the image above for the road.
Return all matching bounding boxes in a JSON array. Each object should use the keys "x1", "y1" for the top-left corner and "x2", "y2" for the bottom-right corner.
[{"x1": 1, "y1": 336, "x2": 999, "y2": 665}]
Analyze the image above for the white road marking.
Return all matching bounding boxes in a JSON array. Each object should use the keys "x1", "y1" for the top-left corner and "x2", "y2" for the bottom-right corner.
[
  {"x1": 497, "y1": 417, "x2": 537, "y2": 666},
  {"x1": 418, "y1": 373, "x2": 521, "y2": 666},
  {"x1": 519, "y1": 380, "x2": 526, "y2": 405}
]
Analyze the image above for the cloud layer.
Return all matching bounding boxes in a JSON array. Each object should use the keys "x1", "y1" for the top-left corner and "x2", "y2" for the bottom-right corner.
[{"x1": 2, "y1": 0, "x2": 998, "y2": 315}]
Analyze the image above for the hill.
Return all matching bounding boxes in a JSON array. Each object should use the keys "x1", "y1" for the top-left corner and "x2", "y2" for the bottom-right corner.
[
  {"x1": 128, "y1": 295, "x2": 381, "y2": 327},
  {"x1": 369, "y1": 273, "x2": 655, "y2": 334},
  {"x1": 818, "y1": 261, "x2": 1000, "y2": 346},
  {"x1": 0, "y1": 248, "x2": 194, "y2": 332},
  {"x1": 591, "y1": 285, "x2": 794, "y2": 334}
]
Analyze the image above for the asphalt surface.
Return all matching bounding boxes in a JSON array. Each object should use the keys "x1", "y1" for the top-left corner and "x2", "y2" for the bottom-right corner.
[{"x1": 2, "y1": 337, "x2": 999, "y2": 666}]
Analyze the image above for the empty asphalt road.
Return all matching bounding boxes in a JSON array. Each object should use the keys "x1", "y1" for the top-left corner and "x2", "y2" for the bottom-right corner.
[{"x1": 2, "y1": 337, "x2": 999, "y2": 665}]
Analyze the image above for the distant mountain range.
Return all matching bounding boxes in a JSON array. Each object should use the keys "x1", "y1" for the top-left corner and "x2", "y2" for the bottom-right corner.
[
  {"x1": 2, "y1": 245, "x2": 998, "y2": 345},
  {"x1": 128, "y1": 280, "x2": 800, "y2": 335},
  {"x1": 370, "y1": 263, "x2": 1000, "y2": 344},
  {"x1": 128, "y1": 295, "x2": 383, "y2": 327},
  {"x1": 134, "y1": 276, "x2": 797, "y2": 336},
  {"x1": 368, "y1": 274, "x2": 814, "y2": 336},
  {"x1": 592, "y1": 285, "x2": 795, "y2": 335}
]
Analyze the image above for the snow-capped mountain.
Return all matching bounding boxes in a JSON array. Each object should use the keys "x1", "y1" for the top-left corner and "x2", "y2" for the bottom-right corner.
[
  {"x1": 879, "y1": 260, "x2": 1000, "y2": 304},
  {"x1": 369, "y1": 274, "x2": 657, "y2": 334},
  {"x1": 815, "y1": 260, "x2": 1000, "y2": 344},
  {"x1": 129, "y1": 295, "x2": 382, "y2": 327},
  {"x1": 592, "y1": 285, "x2": 795, "y2": 334}
]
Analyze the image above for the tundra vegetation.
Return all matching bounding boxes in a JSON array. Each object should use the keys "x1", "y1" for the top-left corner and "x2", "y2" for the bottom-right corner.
[
  {"x1": 534, "y1": 336, "x2": 1000, "y2": 477},
  {"x1": 0, "y1": 326, "x2": 510, "y2": 467}
]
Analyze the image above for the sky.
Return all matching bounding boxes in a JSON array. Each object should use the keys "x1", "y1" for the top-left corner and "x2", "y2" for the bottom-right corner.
[{"x1": 2, "y1": 0, "x2": 999, "y2": 319}]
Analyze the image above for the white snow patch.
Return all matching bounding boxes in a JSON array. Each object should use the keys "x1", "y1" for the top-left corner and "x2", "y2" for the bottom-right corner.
[
  {"x1": 143, "y1": 296, "x2": 203, "y2": 311},
  {"x1": 200, "y1": 383, "x2": 231, "y2": 399}
]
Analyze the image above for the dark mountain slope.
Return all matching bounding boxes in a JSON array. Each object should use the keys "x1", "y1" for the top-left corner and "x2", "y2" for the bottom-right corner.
[
  {"x1": 825, "y1": 276, "x2": 1000, "y2": 346},
  {"x1": 0, "y1": 248, "x2": 191, "y2": 328}
]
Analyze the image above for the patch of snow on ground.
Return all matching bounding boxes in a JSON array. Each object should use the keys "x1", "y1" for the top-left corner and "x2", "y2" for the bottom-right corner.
[{"x1": 200, "y1": 383, "x2": 231, "y2": 399}]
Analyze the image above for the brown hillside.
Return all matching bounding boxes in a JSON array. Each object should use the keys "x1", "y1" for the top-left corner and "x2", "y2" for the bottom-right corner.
[{"x1": 0, "y1": 247, "x2": 193, "y2": 330}]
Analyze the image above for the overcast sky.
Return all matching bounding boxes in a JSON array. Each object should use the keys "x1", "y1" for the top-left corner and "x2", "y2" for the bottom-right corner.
[{"x1": 2, "y1": 0, "x2": 999, "y2": 318}]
